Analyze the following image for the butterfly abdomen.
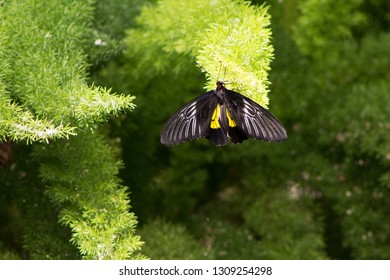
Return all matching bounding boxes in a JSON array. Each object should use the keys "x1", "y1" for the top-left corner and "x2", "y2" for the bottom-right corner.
[
  {"x1": 208, "y1": 102, "x2": 229, "y2": 146},
  {"x1": 207, "y1": 92, "x2": 246, "y2": 146}
]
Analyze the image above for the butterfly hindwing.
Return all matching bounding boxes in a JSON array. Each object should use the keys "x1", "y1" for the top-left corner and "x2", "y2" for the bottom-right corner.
[
  {"x1": 224, "y1": 89, "x2": 287, "y2": 142},
  {"x1": 161, "y1": 91, "x2": 218, "y2": 145}
]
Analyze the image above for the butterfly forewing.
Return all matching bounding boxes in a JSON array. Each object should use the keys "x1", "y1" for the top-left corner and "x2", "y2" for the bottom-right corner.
[
  {"x1": 161, "y1": 91, "x2": 218, "y2": 145},
  {"x1": 224, "y1": 90, "x2": 287, "y2": 142}
]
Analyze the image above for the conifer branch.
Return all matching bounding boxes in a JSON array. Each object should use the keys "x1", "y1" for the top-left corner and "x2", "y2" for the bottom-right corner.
[
  {"x1": 0, "y1": 93, "x2": 75, "y2": 143},
  {"x1": 34, "y1": 131, "x2": 145, "y2": 260},
  {"x1": 0, "y1": 0, "x2": 142, "y2": 259},
  {"x1": 0, "y1": 0, "x2": 135, "y2": 143},
  {"x1": 126, "y1": 0, "x2": 274, "y2": 107}
]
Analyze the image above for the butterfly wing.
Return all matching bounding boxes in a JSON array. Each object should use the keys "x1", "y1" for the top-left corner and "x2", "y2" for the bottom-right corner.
[
  {"x1": 224, "y1": 90, "x2": 287, "y2": 142},
  {"x1": 161, "y1": 91, "x2": 218, "y2": 145}
]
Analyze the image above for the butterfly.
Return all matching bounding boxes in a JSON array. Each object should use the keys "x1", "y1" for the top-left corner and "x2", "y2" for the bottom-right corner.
[{"x1": 161, "y1": 81, "x2": 287, "y2": 146}]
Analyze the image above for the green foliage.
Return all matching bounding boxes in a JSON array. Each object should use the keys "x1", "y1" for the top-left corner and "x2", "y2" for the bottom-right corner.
[
  {"x1": 244, "y1": 189, "x2": 326, "y2": 259},
  {"x1": 0, "y1": 0, "x2": 135, "y2": 142},
  {"x1": 0, "y1": 0, "x2": 142, "y2": 260},
  {"x1": 293, "y1": 0, "x2": 367, "y2": 61},
  {"x1": 140, "y1": 219, "x2": 208, "y2": 259},
  {"x1": 86, "y1": 0, "x2": 147, "y2": 67},
  {"x1": 126, "y1": 0, "x2": 274, "y2": 106},
  {"x1": 0, "y1": 243, "x2": 19, "y2": 260},
  {"x1": 291, "y1": 0, "x2": 390, "y2": 259},
  {"x1": 34, "y1": 131, "x2": 144, "y2": 259}
]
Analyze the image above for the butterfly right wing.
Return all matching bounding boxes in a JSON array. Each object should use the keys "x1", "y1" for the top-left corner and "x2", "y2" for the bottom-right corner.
[
  {"x1": 224, "y1": 89, "x2": 287, "y2": 142},
  {"x1": 160, "y1": 91, "x2": 218, "y2": 145}
]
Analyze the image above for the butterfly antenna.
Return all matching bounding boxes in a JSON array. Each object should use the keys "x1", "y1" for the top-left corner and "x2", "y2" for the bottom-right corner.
[
  {"x1": 196, "y1": 61, "x2": 219, "y2": 86},
  {"x1": 195, "y1": 60, "x2": 229, "y2": 85},
  {"x1": 217, "y1": 61, "x2": 223, "y2": 82}
]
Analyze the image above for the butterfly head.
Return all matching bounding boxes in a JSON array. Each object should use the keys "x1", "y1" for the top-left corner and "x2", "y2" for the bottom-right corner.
[{"x1": 216, "y1": 81, "x2": 225, "y2": 90}]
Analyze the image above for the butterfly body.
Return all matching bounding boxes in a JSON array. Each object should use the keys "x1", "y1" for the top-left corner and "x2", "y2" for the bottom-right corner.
[{"x1": 161, "y1": 81, "x2": 287, "y2": 146}]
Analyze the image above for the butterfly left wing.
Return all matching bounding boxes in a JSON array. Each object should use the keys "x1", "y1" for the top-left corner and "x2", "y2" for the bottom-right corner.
[
  {"x1": 224, "y1": 89, "x2": 287, "y2": 142},
  {"x1": 161, "y1": 91, "x2": 218, "y2": 145}
]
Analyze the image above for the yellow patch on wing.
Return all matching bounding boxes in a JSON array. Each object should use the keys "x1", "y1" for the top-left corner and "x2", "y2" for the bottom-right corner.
[
  {"x1": 210, "y1": 105, "x2": 236, "y2": 128},
  {"x1": 210, "y1": 104, "x2": 221, "y2": 129},
  {"x1": 226, "y1": 108, "x2": 236, "y2": 127}
]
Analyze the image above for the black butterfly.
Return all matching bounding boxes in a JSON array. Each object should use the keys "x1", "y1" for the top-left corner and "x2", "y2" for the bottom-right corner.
[{"x1": 161, "y1": 81, "x2": 287, "y2": 146}]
